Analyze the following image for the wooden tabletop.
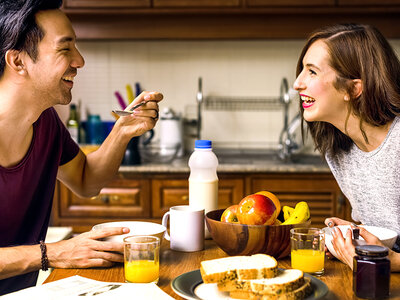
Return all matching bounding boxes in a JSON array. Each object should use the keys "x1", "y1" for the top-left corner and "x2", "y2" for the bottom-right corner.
[{"x1": 44, "y1": 240, "x2": 400, "y2": 299}]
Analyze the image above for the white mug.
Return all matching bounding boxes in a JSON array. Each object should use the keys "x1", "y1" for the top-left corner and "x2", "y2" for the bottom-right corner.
[{"x1": 161, "y1": 205, "x2": 204, "y2": 252}]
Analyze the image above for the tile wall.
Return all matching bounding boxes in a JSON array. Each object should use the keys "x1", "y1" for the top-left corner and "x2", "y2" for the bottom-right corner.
[{"x1": 59, "y1": 39, "x2": 400, "y2": 153}]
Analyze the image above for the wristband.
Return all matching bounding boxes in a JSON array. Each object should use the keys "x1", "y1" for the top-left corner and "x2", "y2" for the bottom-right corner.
[{"x1": 39, "y1": 240, "x2": 49, "y2": 271}]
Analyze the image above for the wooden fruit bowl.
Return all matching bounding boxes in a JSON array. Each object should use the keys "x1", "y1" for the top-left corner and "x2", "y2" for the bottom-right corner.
[{"x1": 205, "y1": 209, "x2": 311, "y2": 259}]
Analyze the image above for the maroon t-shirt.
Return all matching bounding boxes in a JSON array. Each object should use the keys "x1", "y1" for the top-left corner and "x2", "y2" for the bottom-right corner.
[{"x1": 0, "y1": 108, "x2": 79, "y2": 295}]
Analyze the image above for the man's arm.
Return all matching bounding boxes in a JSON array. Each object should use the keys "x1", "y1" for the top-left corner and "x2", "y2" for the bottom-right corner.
[
  {"x1": 57, "y1": 91, "x2": 163, "y2": 198},
  {"x1": 0, "y1": 227, "x2": 129, "y2": 280}
]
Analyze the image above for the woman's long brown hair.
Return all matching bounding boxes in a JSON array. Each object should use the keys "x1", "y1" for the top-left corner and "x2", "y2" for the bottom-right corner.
[{"x1": 297, "y1": 24, "x2": 400, "y2": 156}]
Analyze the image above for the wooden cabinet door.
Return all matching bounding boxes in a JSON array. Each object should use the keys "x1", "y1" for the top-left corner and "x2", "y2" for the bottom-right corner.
[
  {"x1": 246, "y1": 0, "x2": 334, "y2": 7},
  {"x1": 151, "y1": 176, "x2": 244, "y2": 217},
  {"x1": 64, "y1": 0, "x2": 150, "y2": 9},
  {"x1": 153, "y1": 0, "x2": 240, "y2": 8},
  {"x1": 57, "y1": 178, "x2": 151, "y2": 219},
  {"x1": 248, "y1": 173, "x2": 346, "y2": 228},
  {"x1": 338, "y1": 0, "x2": 400, "y2": 5}
]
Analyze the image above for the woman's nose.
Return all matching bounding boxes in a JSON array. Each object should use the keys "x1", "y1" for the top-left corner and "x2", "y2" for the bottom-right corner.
[{"x1": 293, "y1": 75, "x2": 304, "y2": 91}]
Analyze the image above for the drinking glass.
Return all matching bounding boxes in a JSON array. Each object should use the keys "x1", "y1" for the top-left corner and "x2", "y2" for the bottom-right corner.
[
  {"x1": 124, "y1": 236, "x2": 160, "y2": 283},
  {"x1": 290, "y1": 228, "x2": 325, "y2": 275}
]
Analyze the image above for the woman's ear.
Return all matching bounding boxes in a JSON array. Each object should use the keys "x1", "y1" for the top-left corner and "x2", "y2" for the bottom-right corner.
[
  {"x1": 4, "y1": 49, "x2": 27, "y2": 75},
  {"x1": 351, "y1": 79, "x2": 362, "y2": 99}
]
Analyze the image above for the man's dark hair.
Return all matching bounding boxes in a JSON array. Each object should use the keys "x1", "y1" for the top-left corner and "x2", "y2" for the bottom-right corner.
[{"x1": 0, "y1": 0, "x2": 63, "y2": 78}]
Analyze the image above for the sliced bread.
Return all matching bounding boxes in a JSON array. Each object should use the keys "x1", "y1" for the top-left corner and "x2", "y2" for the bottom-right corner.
[
  {"x1": 229, "y1": 277, "x2": 312, "y2": 300},
  {"x1": 217, "y1": 268, "x2": 305, "y2": 294},
  {"x1": 200, "y1": 254, "x2": 278, "y2": 284}
]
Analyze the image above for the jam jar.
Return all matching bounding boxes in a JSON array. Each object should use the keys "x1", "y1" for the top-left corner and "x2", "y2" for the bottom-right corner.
[{"x1": 353, "y1": 245, "x2": 390, "y2": 299}]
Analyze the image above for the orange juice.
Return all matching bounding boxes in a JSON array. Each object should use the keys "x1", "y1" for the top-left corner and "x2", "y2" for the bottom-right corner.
[
  {"x1": 124, "y1": 260, "x2": 159, "y2": 283},
  {"x1": 291, "y1": 249, "x2": 325, "y2": 274}
]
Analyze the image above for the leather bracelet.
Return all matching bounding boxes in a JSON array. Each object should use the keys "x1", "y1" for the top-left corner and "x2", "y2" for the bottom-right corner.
[{"x1": 39, "y1": 240, "x2": 49, "y2": 271}]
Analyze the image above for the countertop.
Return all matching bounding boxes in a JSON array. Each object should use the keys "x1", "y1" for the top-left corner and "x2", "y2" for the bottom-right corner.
[{"x1": 119, "y1": 154, "x2": 331, "y2": 174}]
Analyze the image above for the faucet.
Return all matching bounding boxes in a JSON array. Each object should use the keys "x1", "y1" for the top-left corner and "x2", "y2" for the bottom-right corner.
[
  {"x1": 196, "y1": 77, "x2": 203, "y2": 140},
  {"x1": 278, "y1": 78, "x2": 299, "y2": 162}
]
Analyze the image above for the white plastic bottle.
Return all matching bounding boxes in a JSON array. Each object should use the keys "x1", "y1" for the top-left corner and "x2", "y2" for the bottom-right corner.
[{"x1": 188, "y1": 140, "x2": 218, "y2": 239}]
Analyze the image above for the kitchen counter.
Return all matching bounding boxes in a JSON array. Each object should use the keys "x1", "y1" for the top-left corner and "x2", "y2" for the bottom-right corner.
[{"x1": 119, "y1": 152, "x2": 330, "y2": 174}]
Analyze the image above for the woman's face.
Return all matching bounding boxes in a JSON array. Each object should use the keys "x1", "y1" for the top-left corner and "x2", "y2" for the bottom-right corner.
[{"x1": 294, "y1": 40, "x2": 349, "y2": 127}]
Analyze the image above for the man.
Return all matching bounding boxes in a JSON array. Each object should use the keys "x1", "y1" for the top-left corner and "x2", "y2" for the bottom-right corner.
[{"x1": 0, "y1": 0, "x2": 163, "y2": 294}]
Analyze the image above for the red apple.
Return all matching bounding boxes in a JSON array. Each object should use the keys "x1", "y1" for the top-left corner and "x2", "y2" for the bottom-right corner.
[
  {"x1": 237, "y1": 193, "x2": 277, "y2": 225},
  {"x1": 220, "y1": 205, "x2": 240, "y2": 223}
]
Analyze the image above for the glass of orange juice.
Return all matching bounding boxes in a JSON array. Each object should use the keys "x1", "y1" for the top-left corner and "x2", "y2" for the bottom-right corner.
[
  {"x1": 124, "y1": 236, "x2": 160, "y2": 283},
  {"x1": 290, "y1": 228, "x2": 325, "y2": 276}
]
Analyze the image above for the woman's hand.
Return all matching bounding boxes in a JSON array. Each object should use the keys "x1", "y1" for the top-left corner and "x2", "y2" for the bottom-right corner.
[
  {"x1": 330, "y1": 226, "x2": 385, "y2": 270},
  {"x1": 324, "y1": 217, "x2": 353, "y2": 228}
]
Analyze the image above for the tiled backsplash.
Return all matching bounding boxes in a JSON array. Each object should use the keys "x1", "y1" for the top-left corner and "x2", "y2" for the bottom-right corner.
[{"x1": 62, "y1": 39, "x2": 400, "y2": 152}]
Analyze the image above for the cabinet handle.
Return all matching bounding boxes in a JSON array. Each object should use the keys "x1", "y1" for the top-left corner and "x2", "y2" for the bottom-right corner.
[
  {"x1": 337, "y1": 193, "x2": 344, "y2": 215},
  {"x1": 100, "y1": 195, "x2": 110, "y2": 204},
  {"x1": 182, "y1": 195, "x2": 189, "y2": 201}
]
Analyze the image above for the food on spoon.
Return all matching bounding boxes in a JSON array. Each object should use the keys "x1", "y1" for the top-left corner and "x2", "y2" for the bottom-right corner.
[
  {"x1": 221, "y1": 204, "x2": 240, "y2": 223},
  {"x1": 255, "y1": 191, "x2": 281, "y2": 215},
  {"x1": 237, "y1": 193, "x2": 278, "y2": 225}
]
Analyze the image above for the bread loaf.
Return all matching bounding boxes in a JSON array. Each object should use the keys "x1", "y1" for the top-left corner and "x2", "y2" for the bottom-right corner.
[
  {"x1": 200, "y1": 254, "x2": 278, "y2": 284},
  {"x1": 229, "y1": 277, "x2": 312, "y2": 300},
  {"x1": 217, "y1": 268, "x2": 304, "y2": 294}
]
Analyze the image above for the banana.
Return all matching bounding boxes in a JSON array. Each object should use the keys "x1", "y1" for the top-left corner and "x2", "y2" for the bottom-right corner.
[
  {"x1": 281, "y1": 202, "x2": 310, "y2": 225},
  {"x1": 282, "y1": 206, "x2": 295, "y2": 221}
]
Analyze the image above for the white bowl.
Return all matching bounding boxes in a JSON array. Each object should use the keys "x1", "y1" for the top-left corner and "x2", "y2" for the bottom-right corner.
[
  {"x1": 322, "y1": 225, "x2": 398, "y2": 260},
  {"x1": 92, "y1": 221, "x2": 166, "y2": 243}
]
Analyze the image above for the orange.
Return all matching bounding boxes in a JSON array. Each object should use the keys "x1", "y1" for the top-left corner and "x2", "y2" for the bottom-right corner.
[{"x1": 255, "y1": 191, "x2": 281, "y2": 215}]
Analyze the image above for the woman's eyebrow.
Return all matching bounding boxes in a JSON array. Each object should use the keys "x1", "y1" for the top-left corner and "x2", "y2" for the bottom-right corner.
[{"x1": 305, "y1": 63, "x2": 321, "y2": 71}]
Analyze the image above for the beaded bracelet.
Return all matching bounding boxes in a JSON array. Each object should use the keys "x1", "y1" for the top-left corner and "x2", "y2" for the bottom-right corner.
[{"x1": 39, "y1": 240, "x2": 49, "y2": 271}]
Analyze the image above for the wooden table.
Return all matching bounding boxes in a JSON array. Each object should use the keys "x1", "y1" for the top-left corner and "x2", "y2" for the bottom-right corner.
[{"x1": 44, "y1": 240, "x2": 400, "y2": 299}]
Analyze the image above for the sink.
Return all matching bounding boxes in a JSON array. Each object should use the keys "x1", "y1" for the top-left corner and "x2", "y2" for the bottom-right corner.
[{"x1": 213, "y1": 149, "x2": 325, "y2": 165}]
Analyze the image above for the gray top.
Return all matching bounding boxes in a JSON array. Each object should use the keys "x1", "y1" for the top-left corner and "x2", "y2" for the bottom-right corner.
[{"x1": 326, "y1": 117, "x2": 400, "y2": 250}]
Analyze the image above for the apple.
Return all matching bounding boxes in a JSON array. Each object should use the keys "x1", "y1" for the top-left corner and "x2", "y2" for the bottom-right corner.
[
  {"x1": 255, "y1": 191, "x2": 281, "y2": 215},
  {"x1": 237, "y1": 193, "x2": 277, "y2": 225},
  {"x1": 220, "y1": 205, "x2": 240, "y2": 223}
]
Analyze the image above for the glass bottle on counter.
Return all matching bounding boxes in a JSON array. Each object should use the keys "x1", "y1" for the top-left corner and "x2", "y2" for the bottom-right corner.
[
  {"x1": 188, "y1": 140, "x2": 218, "y2": 239},
  {"x1": 67, "y1": 103, "x2": 79, "y2": 143},
  {"x1": 353, "y1": 245, "x2": 390, "y2": 299}
]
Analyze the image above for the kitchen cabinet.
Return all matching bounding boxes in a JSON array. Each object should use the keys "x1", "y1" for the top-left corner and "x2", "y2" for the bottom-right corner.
[
  {"x1": 247, "y1": 173, "x2": 345, "y2": 228},
  {"x1": 338, "y1": 0, "x2": 400, "y2": 5},
  {"x1": 52, "y1": 171, "x2": 345, "y2": 233},
  {"x1": 62, "y1": 0, "x2": 400, "y2": 39},
  {"x1": 64, "y1": 0, "x2": 150, "y2": 9},
  {"x1": 247, "y1": 0, "x2": 334, "y2": 7},
  {"x1": 153, "y1": 0, "x2": 240, "y2": 7},
  {"x1": 151, "y1": 175, "x2": 244, "y2": 217}
]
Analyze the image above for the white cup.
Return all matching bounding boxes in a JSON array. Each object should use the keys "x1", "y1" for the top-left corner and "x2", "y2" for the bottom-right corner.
[{"x1": 161, "y1": 205, "x2": 204, "y2": 252}]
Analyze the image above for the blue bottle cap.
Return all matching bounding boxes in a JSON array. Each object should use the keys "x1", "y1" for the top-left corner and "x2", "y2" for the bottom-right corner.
[{"x1": 195, "y1": 140, "x2": 212, "y2": 149}]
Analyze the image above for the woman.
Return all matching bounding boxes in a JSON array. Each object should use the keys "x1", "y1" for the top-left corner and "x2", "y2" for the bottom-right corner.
[{"x1": 293, "y1": 23, "x2": 400, "y2": 271}]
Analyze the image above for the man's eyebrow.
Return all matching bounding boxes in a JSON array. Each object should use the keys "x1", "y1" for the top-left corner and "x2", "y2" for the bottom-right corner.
[{"x1": 56, "y1": 36, "x2": 75, "y2": 45}]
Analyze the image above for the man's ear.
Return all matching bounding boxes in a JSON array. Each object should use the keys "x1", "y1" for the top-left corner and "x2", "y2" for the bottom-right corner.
[
  {"x1": 4, "y1": 49, "x2": 27, "y2": 75},
  {"x1": 352, "y1": 79, "x2": 362, "y2": 99}
]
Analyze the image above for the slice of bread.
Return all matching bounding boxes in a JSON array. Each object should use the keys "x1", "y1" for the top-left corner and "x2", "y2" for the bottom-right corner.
[
  {"x1": 229, "y1": 277, "x2": 312, "y2": 300},
  {"x1": 217, "y1": 268, "x2": 304, "y2": 294},
  {"x1": 200, "y1": 254, "x2": 278, "y2": 284}
]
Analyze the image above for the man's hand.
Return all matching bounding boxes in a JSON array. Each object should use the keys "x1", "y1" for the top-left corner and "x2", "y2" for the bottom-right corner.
[
  {"x1": 46, "y1": 227, "x2": 130, "y2": 269},
  {"x1": 115, "y1": 91, "x2": 163, "y2": 139}
]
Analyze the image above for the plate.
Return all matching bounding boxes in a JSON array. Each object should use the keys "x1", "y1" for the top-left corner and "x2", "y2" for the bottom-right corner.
[{"x1": 171, "y1": 269, "x2": 329, "y2": 300}]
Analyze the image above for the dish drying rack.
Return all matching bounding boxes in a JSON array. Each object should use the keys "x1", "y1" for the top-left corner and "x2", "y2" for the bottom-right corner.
[
  {"x1": 204, "y1": 95, "x2": 283, "y2": 111},
  {"x1": 194, "y1": 77, "x2": 291, "y2": 139}
]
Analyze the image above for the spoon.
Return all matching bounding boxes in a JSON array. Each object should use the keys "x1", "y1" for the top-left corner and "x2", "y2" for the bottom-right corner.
[{"x1": 112, "y1": 101, "x2": 146, "y2": 116}]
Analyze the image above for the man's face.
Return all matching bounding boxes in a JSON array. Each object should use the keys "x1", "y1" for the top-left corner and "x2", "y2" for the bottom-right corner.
[{"x1": 25, "y1": 9, "x2": 84, "y2": 107}]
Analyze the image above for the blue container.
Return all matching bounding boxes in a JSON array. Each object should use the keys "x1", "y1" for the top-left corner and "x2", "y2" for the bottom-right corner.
[{"x1": 86, "y1": 115, "x2": 104, "y2": 144}]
